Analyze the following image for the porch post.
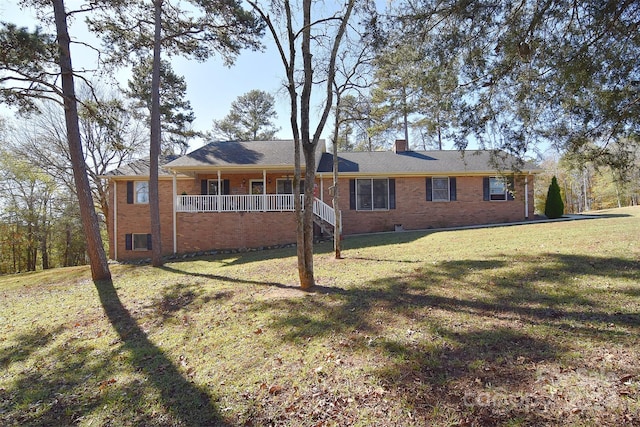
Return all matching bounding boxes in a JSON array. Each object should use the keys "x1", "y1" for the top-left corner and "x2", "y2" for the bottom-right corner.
[
  {"x1": 263, "y1": 169, "x2": 267, "y2": 212},
  {"x1": 217, "y1": 170, "x2": 221, "y2": 212},
  {"x1": 172, "y1": 172, "x2": 177, "y2": 254}
]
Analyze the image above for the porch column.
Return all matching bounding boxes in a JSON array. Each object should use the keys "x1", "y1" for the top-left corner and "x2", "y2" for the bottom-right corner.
[
  {"x1": 217, "y1": 170, "x2": 221, "y2": 212},
  {"x1": 263, "y1": 169, "x2": 267, "y2": 212},
  {"x1": 172, "y1": 172, "x2": 177, "y2": 254}
]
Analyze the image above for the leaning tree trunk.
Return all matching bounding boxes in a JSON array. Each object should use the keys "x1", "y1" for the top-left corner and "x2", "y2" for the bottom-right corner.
[
  {"x1": 149, "y1": 0, "x2": 164, "y2": 267},
  {"x1": 53, "y1": 0, "x2": 111, "y2": 282}
]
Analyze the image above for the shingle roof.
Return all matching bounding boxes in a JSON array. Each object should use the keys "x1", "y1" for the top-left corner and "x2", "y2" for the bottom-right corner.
[
  {"x1": 103, "y1": 154, "x2": 180, "y2": 177},
  {"x1": 105, "y1": 143, "x2": 540, "y2": 178},
  {"x1": 165, "y1": 140, "x2": 324, "y2": 170},
  {"x1": 316, "y1": 150, "x2": 540, "y2": 175}
]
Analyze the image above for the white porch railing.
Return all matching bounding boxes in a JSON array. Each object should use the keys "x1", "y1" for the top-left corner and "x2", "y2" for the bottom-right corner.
[
  {"x1": 177, "y1": 194, "x2": 298, "y2": 213},
  {"x1": 177, "y1": 195, "x2": 338, "y2": 227},
  {"x1": 312, "y1": 197, "x2": 336, "y2": 227}
]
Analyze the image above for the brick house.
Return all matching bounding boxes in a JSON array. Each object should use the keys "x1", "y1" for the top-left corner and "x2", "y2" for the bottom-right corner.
[{"x1": 104, "y1": 139, "x2": 541, "y2": 261}]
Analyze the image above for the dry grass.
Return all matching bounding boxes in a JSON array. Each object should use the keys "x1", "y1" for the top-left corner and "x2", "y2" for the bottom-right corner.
[{"x1": 1, "y1": 207, "x2": 639, "y2": 426}]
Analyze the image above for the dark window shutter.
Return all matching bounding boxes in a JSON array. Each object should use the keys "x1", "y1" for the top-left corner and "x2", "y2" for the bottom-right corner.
[
  {"x1": 507, "y1": 176, "x2": 515, "y2": 200},
  {"x1": 483, "y1": 177, "x2": 490, "y2": 201},
  {"x1": 426, "y1": 177, "x2": 432, "y2": 201},
  {"x1": 389, "y1": 179, "x2": 396, "y2": 209},
  {"x1": 126, "y1": 181, "x2": 134, "y2": 204},
  {"x1": 146, "y1": 234, "x2": 152, "y2": 250},
  {"x1": 450, "y1": 177, "x2": 457, "y2": 201},
  {"x1": 201, "y1": 179, "x2": 208, "y2": 195},
  {"x1": 223, "y1": 179, "x2": 230, "y2": 195},
  {"x1": 349, "y1": 179, "x2": 356, "y2": 210},
  {"x1": 125, "y1": 234, "x2": 132, "y2": 250}
]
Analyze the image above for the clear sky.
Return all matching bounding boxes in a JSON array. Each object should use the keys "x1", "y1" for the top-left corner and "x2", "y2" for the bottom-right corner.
[{"x1": 0, "y1": 0, "x2": 327, "y2": 149}]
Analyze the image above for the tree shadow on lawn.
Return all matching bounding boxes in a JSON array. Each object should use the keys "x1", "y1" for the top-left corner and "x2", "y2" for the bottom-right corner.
[
  {"x1": 0, "y1": 325, "x2": 64, "y2": 370},
  {"x1": 94, "y1": 279, "x2": 228, "y2": 426},
  {"x1": 1, "y1": 341, "x2": 115, "y2": 426},
  {"x1": 1, "y1": 279, "x2": 230, "y2": 426},
  {"x1": 164, "y1": 230, "x2": 428, "y2": 269},
  {"x1": 247, "y1": 252, "x2": 639, "y2": 423},
  {"x1": 159, "y1": 265, "x2": 295, "y2": 290}
]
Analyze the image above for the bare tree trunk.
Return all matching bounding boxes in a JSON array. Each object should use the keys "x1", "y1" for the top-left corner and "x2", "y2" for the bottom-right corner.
[
  {"x1": 52, "y1": 0, "x2": 111, "y2": 282},
  {"x1": 64, "y1": 222, "x2": 71, "y2": 267},
  {"x1": 249, "y1": 0, "x2": 354, "y2": 290},
  {"x1": 298, "y1": 0, "x2": 315, "y2": 290},
  {"x1": 332, "y1": 130, "x2": 342, "y2": 259},
  {"x1": 331, "y1": 93, "x2": 342, "y2": 259},
  {"x1": 40, "y1": 203, "x2": 49, "y2": 270},
  {"x1": 149, "y1": 0, "x2": 164, "y2": 267},
  {"x1": 27, "y1": 222, "x2": 35, "y2": 271}
]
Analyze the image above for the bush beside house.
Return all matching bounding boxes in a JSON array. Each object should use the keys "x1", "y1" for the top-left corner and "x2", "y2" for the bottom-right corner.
[{"x1": 545, "y1": 176, "x2": 564, "y2": 219}]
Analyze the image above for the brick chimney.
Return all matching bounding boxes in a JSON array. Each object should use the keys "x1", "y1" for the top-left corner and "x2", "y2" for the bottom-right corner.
[{"x1": 394, "y1": 139, "x2": 407, "y2": 153}]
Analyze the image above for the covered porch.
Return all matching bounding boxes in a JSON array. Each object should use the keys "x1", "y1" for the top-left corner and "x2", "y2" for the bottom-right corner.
[{"x1": 175, "y1": 193, "x2": 338, "y2": 229}]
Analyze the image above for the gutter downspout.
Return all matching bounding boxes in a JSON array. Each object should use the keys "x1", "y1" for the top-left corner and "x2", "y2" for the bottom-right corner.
[
  {"x1": 172, "y1": 172, "x2": 177, "y2": 254},
  {"x1": 113, "y1": 180, "x2": 118, "y2": 261}
]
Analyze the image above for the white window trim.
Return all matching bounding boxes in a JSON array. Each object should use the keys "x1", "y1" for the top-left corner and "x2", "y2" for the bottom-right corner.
[
  {"x1": 134, "y1": 181, "x2": 149, "y2": 204},
  {"x1": 489, "y1": 176, "x2": 509, "y2": 201},
  {"x1": 356, "y1": 178, "x2": 390, "y2": 211},
  {"x1": 431, "y1": 176, "x2": 450, "y2": 202},
  {"x1": 206, "y1": 179, "x2": 219, "y2": 195},
  {"x1": 132, "y1": 233, "x2": 149, "y2": 251},
  {"x1": 276, "y1": 178, "x2": 305, "y2": 194},
  {"x1": 250, "y1": 179, "x2": 264, "y2": 195}
]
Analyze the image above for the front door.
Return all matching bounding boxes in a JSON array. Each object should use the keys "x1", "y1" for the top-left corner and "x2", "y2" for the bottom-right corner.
[{"x1": 250, "y1": 180, "x2": 264, "y2": 210}]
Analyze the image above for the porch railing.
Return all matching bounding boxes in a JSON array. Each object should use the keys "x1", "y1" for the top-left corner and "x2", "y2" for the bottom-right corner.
[
  {"x1": 177, "y1": 194, "x2": 298, "y2": 213},
  {"x1": 312, "y1": 197, "x2": 336, "y2": 227},
  {"x1": 177, "y1": 195, "x2": 338, "y2": 227}
]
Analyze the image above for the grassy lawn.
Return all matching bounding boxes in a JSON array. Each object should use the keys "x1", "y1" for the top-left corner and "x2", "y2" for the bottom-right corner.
[{"x1": 1, "y1": 207, "x2": 639, "y2": 426}]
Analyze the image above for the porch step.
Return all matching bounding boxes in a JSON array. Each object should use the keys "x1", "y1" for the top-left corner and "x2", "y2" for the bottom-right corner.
[{"x1": 313, "y1": 215, "x2": 334, "y2": 239}]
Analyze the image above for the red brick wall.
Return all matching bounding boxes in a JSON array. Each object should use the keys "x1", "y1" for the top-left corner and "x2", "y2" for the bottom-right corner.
[
  {"x1": 108, "y1": 173, "x2": 536, "y2": 261},
  {"x1": 318, "y1": 175, "x2": 536, "y2": 235},
  {"x1": 177, "y1": 211, "x2": 297, "y2": 253},
  {"x1": 108, "y1": 176, "x2": 298, "y2": 261},
  {"x1": 109, "y1": 178, "x2": 182, "y2": 261}
]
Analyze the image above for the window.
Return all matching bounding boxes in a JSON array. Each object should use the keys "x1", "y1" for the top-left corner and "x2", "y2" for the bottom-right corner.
[
  {"x1": 276, "y1": 179, "x2": 304, "y2": 194},
  {"x1": 135, "y1": 181, "x2": 149, "y2": 204},
  {"x1": 432, "y1": 177, "x2": 450, "y2": 201},
  {"x1": 250, "y1": 180, "x2": 264, "y2": 195},
  {"x1": 201, "y1": 179, "x2": 229, "y2": 195},
  {"x1": 207, "y1": 180, "x2": 219, "y2": 195},
  {"x1": 126, "y1": 181, "x2": 149, "y2": 204},
  {"x1": 356, "y1": 178, "x2": 389, "y2": 210},
  {"x1": 133, "y1": 234, "x2": 150, "y2": 250},
  {"x1": 484, "y1": 176, "x2": 514, "y2": 201},
  {"x1": 426, "y1": 177, "x2": 456, "y2": 202},
  {"x1": 125, "y1": 233, "x2": 151, "y2": 251}
]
